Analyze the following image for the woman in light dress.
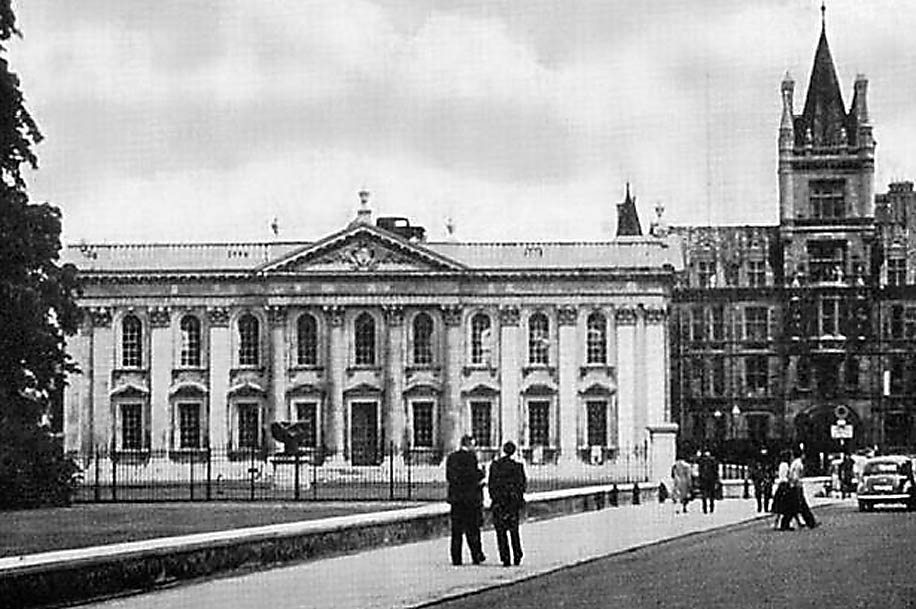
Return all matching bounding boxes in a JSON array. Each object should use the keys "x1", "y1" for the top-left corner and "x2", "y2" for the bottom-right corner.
[{"x1": 671, "y1": 459, "x2": 693, "y2": 514}]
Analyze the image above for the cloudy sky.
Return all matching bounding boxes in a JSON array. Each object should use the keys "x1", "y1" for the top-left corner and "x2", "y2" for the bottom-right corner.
[{"x1": 9, "y1": 0, "x2": 916, "y2": 244}]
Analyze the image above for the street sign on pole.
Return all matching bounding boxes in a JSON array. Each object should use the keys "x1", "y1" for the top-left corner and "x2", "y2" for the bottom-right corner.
[{"x1": 831, "y1": 421, "x2": 853, "y2": 439}]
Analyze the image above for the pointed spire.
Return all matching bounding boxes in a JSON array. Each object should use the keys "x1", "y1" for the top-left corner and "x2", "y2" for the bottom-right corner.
[
  {"x1": 798, "y1": 5, "x2": 846, "y2": 148},
  {"x1": 616, "y1": 182, "x2": 643, "y2": 237}
]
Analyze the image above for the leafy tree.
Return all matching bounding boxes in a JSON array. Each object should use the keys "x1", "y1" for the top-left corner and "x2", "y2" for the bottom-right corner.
[{"x1": 0, "y1": 0, "x2": 81, "y2": 509}]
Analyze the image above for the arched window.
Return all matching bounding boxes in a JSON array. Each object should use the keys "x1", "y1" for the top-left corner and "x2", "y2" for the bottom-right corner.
[
  {"x1": 355, "y1": 313, "x2": 376, "y2": 366},
  {"x1": 586, "y1": 312, "x2": 607, "y2": 364},
  {"x1": 238, "y1": 314, "x2": 260, "y2": 366},
  {"x1": 122, "y1": 314, "x2": 143, "y2": 367},
  {"x1": 412, "y1": 312, "x2": 434, "y2": 365},
  {"x1": 179, "y1": 315, "x2": 202, "y2": 367},
  {"x1": 470, "y1": 313, "x2": 491, "y2": 365},
  {"x1": 297, "y1": 313, "x2": 318, "y2": 366},
  {"x1": 528, "y1": 313, "x2": 549, "y2": 365}
]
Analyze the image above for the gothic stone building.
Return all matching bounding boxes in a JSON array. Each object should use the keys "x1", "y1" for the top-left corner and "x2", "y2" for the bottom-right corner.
[
  {"x1": 670, "y1": 17, "x2": 916, "y2": 464},
  {"x1": 61, "y1": 195, "x2": 682, "y2": 483}
]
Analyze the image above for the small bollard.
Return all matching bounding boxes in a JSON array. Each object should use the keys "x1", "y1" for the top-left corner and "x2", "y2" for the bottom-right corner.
[
  {"x1": 609, "y1": 483, "x2": 619, "y2": 507},
  {"x1": 658, "y1": 481, "x2": 669, "y2": 503},
  {"x1": 743, "y1": 477, "x2": 750, "y2": 500},
  {"x1": 632, "y1": 482, "x2": 641, "y2": 505}
]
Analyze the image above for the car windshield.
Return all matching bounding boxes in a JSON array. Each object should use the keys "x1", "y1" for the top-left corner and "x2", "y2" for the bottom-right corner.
[{"x1": 863, "y1": 460, "x2": 909, "y2": 476}]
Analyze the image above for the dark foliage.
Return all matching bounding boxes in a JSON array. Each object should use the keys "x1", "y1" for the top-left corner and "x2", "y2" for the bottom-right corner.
[{"x1": 0, "y1": 0, "x2": 81, "y2": 509}]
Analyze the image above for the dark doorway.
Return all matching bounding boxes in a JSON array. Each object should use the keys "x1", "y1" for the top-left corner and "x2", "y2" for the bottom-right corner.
[
  {"x1": 795, "y1": 406, "x2": 858, "y2": 474},
  {"x1": 350, "y1": 401, "x2": 379, "y2": 466}
]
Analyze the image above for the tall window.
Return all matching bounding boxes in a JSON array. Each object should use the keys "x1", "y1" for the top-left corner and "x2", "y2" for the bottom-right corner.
[
  {"x1": 820, "y1": 297, "x2": 841, "y2": 336},
  {"x1": 710, "y1": 305, "x2": 725, "y2": 341},
  {"x1": 120, "y1": 402, "x2": 143, "y2": 450},
  {"x1": 809, "y1": 179, "x2": 845, "y2": 219},
  {"x1": 412, "y1": 401, "x2": 434, "y2": 448},
  {"x1": 528, "y1": 313, "x2": 550, "y2": 365},
  {"x1": 844, "y1": 356, "x2": 860, "y2": 391},
  {"x1": 179, "y1": 315, "x2": 202, "y2": 367},
  {"x1": 238, "y1": 314, "x2": 260, "y2": 366},
  {"x1": 890, "y1": 305, "x2": 905, "y2": 339},
  {"x1": 354, "y1": 313, "x2": 376, "y2": 365},
  {"x1": 122, "y1": 314, "x2": 143, "y2": 368},
  {"x1": 888, "y1": 258, "x2": 907, "y2": 287},
  {"x1": 295, "y1": 402, "x2": 318, "y2": 448},
  {"x1": 807, "y1": 240, "x2": 846, "y2": 283},
  {"x1": 177, "y1": 402, "x2": 201, "y2": 449},
  {"x1": 470, "y1": 401, "x2": 491, "y2": 447},
  {"x1": 697, "y1": 260, "x2": 716, "y2": 288},
  {"x1": 744, "y1": 307, "x2": 768, "y2": 342},
  {"x1": 710, "y1": 356, "x2": 726, "y2": 396},
  {"x1": 586, "y1": 401, "x2": 607, "y2": 446},
  {"x1": 470, "y1": 313, "x2": 491, "y2": 365},
  {"x1": 748, "y1": 260, "x2": 766, "y2": 287},
  {"x1": 745, "y1": 356, "x2": 768, "y2": 395},
  {"x1": 297, "y1": 313, "x2": 318, "y2": 366},
  {"x1": 905, "y1": 307, "x2": 916, "y2": 340},
  {"x1": 691, "y1": 307, "x2": 706, "y2": 342},
  {"x1": 528, "y1": 401, "x2": 550, "y2": 446},
  {"x1": 586, "y1": 312, "x2": 607, "y2": 364},
  {"x1": 237, "y1": 403, "x2": 260, "y2": 450},
  {"x1": 412, "y1": 313, "x2": 434, "y2": 366}
]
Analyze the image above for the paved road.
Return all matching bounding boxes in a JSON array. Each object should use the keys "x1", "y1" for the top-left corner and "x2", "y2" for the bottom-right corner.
[{"x1": 428, "y1": 504, "x2": 916, "y2": 609}]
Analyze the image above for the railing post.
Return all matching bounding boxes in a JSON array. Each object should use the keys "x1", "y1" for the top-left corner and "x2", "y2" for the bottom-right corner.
[
  {"x1": 312, "y1": 450, "x2": 318, "y2": 500},
  {"x1": 189, "y1": 450, "x2": 195, "y2": 501},
  {"x1": 93, "y1": 447, "x2": 101, "y2": 502},
  {"x1": 406, "y1": 443, "x2": 412, "y2": 501},
  {"x1": 389, "y1": 441, "x2": 395, "y2": 501},
  {"x1": 206, "y1": 447, "x2": 212, "y2": 501},
  {"x1": 110, "y1": 450, "x2": 117, "y2": 502},
  {"x1": 249, "y1": 449, "x2": 256, "y2": 501},
  {"x1": 294, "y1": 451, "x2": 301, "y2": 501}
]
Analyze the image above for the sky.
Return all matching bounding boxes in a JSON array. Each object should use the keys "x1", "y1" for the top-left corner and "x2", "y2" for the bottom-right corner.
[{"x1": 9, "y1": 0, "x2": 916, "y2": 244}]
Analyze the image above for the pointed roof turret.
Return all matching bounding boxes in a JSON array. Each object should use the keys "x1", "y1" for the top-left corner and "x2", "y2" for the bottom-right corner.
[
  {"x1": 796, "y1": 5, "x2": 848, "y2": 148},
  {"x1": 616, "y1": 183, "x2": 643, "y2": 237}
]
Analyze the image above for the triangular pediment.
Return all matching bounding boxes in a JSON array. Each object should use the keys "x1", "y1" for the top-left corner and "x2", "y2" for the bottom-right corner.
[{"x1": 258, "y1": 224, "x2": 466, "y2": 274}]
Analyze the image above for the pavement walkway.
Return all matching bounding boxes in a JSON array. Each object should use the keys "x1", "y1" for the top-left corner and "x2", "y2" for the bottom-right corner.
[{"x1": 86, "y1": 495, "x2": 841, "y2": 609}]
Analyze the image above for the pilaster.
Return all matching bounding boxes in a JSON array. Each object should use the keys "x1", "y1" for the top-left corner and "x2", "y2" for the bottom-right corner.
[
  {"x1": 557, "y1": 306, "x2": 578, "y2": 463},
  {"x1": 615, "y1": 306, "x2": 637, "y2": 454},
  {"x1": 268, "y1": 305, "x2": 288, "y2": 450},
  {"x1": 441, "y1": 305, "x2": 463, "y2": 453},
  {"x1": 149, "y1": 306, "x2": 172, "y2": 451},
  {"x1": 326, "y1": 306, "x2": 346, "y2": 461},
  {"x1": 634, "y1": 305, "x2": 648, "y2": 446},
  {"x1": 207, "y1": 306, "x2": 230, "y2": 451},
  {"x1": 384, "y1": 305, "x2": 406, "y2": 456},
  {"x1": 644, "y1": 306, "x2": 669, "y2": 426},
  {"x1": 64, "y1": 311, "x2": 93, "y2": 456},
  {"x1": 89, "y1": 307, "x2": 113, "y2": 452},
  {"x1": 498, "y1": 306, "x2": 520, "y2": 446}
]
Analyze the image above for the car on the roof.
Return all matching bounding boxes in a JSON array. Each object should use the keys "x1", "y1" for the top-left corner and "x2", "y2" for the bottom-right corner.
[{"x1": 857, "y1": 455, "x2": 916, "y2": 512}]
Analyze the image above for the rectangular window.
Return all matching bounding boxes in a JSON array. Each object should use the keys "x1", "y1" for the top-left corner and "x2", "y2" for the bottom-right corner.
[
  {"x1": 748, "y1": 260, "x2": 766, "y2": 287},
  {"x1": 807, "y1": 240, "x2": 847, "y2": 283},
  {"x1": 745, "y1": 356, "x2": 768, "y2": 395},
  {"x1": 890, "y1": 305, "x2": 905, "y2": 339},
  {"x1": 586, "y1": 401, "x2": 607, "y2": 446},
  {"x1": 797, "y1": 356, "x2": 810, "y2": 390},
  {"x1": 809, "y1": 179, "x2": 846, "y2": 220},
  {"x1": 528, "y1": 400, "x2": 550, "y2": 447},
  {"x1": 121, "y1": 403, "x2": 143, "y2": 450},
  {"x1": 691, "y1": 307, "x2": 706, "y2": 342},
  {"x1": 844, "y1": 357, "x2": 859, "y2": 391},
  {"x1": 710, "y1": 306, "x2": 725, "y2": 342},
  {"x1": 177, "y1": 402, "x2": 201, "y2": 449},
  {"x1": 820, "y1": 296, "x2": 840, "y2": 336},
  {"x1": 412, "y1": 401, "x2": 434, "y2": 448},
  {"x1": 294, "y1": 402, "x2": 318, "y2": 448},
  {"x1": 888, "y1": 258, "x2": 906, "y2": 287},
  {"x1": 711, "y1": 356, "x2": 726, "y2": 396},
  {"x1": 905, "y1": 307, "x2": 916, "y2": 340},
  {"x1": 470, "y1": 401, "x2": 492, "y2": 448},
  {"x1": 237, "y1": 403, "x2": 260, "y2": 450},
  {"x1": 744, "y1": 307, "x2": 768, "y2": 342},
  {"x1": 885, "y1": 412, "x2": 910, "y2": 449},
  {"x1": 697, "y1": 261, "x2": 715, "y2": 288}
]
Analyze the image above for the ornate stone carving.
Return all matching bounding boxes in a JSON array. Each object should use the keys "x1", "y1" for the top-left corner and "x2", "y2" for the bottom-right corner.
[
  {"x1": 325, "y1": 306, "x2": 345, "y2": 327},
  {"x1": 266, "y1": 305, "x2": 286, "y2": 327},
  {"x1": 383, "y1": 305, "x2": 404, "y2": 326},
  {"x1": 149, "y1": 306, "x2": 171, "y2": 328},
  {"x1": 207, "y1": 306, "x2": 230, "y2": 327},
  {"x1": 615, "y1": 307, "x2": 638, "y2": 325},
  {"x1": 88, "y1": 307, "x2": 112, "y2": 328},
  {"x1": 644, "y1": 306, "x2": 667, "y2": 324},
  {"x1": 558, "y1": 306, "x2": 578, "y2": 326},
  {"x1": 442, "y1": 305, "x2": 462, "y2": 327},
  {"x1": 498, "y1": 306, "x2": 520, "y2": 326}
]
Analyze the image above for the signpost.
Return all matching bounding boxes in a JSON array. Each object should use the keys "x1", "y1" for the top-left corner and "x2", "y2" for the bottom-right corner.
[{"x1": 831, "y1": 419, "x2": 853, "y2": 440}]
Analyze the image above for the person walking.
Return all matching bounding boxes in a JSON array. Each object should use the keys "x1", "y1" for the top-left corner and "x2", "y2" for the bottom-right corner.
[
  {"x1": 488, "y1": 441, "x2": 527, "y2": 567},
  {"x1": 671, "y1": 458, "x2": 693, "y2": 514},
  {"x1": 789, "y1": 447, "x2": 819, "y2": 529},
  {"x1": 772, "y1": 450, "x2": 797, "y2": 530},
  {"x1": 697, "y1": 449, "x2": 719, "y2": 514},
  {"x1": 839, "y1": 453, "x2": 855, "y2": 499},
  {"x1": 446, "y1": 434, "x2": 486, "y2": 565},
  {"x1": 749, "y1": 449, "x2": 774, "y2": 513}
]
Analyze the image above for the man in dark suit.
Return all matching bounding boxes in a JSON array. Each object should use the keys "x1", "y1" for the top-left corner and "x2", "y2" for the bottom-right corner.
[
  {"x1": 488, "y1": 441, "x2": 526, "y2": 566},
  {"x1": 446, "y1": 434, "x2": 486, "y2": 565},
  {"x1": 697, "y1": 449, "x2": 719, "y2": 514}
]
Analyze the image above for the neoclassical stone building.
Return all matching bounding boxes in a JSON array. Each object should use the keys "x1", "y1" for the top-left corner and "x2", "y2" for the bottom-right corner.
[{"x1": 62, "y1": 195, "x2": 682, "y2": 480}]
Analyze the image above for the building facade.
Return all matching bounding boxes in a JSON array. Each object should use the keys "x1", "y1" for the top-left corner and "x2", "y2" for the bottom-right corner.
[
  {"x1": 62, "y1": 194, "x2": 682, "y2": 482},
  {"x1": 671, "y1": 16, "x2": 916, "y2": 464}
]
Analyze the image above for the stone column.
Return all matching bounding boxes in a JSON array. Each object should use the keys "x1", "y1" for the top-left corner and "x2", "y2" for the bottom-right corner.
[
  {"x1": 267, "y1": 305, "x2": 288, "y2": 452},
  {"x1": 64, "y1": 312, "x2": 93, "y2": 456},
  {"x1": 644, "y1": 306, "x2": 668, "y2": 426},
  {"x1": 647, "y1": 423, "x2": 679, "y2": 485},
  {"x1": 207, "y1": 307, "x2": 231, "y2": 451},
  {"x1": 384, "y1": 306, "x2": 406, "y2": 459},
  {"x1": 441, "y1": 305, "x2": 463, "y2": 453},
  {"x1": 149, "y1": 307, "x2": 172, "y2": 452},
  {"x1": 634, "y1": 305, "x2": 648, "y2": 445},
  {"x1": 615, "y1": 307, "x2": 637, "y2": 455},
  {"x1": 558, "y1": 306, "x2": 579, "y2": 465},
  {"x1": 498, "y1": 306, "x2": 520, "y2": 446},
  {"x1": 89, "y1": 307, "x2": 114, "y2": 452},
  {"x1": 326, "y1": 306, "x2": 346, "y2": 463}
]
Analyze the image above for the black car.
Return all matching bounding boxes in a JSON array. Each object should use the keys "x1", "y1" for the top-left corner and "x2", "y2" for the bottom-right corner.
[{"x1": 857, "y1": 456, "x2": 916, "y2": 512}]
